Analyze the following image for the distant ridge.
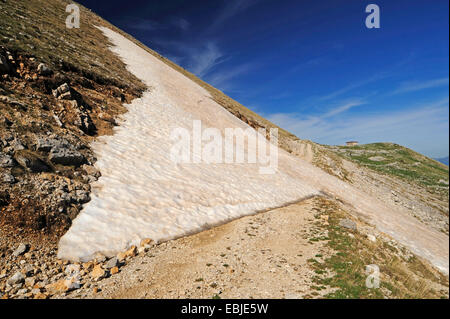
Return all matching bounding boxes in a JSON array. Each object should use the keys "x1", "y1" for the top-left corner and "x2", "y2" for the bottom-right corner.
[{"x1": 435, "y1": 156, "x2": 449, "y2": 166}]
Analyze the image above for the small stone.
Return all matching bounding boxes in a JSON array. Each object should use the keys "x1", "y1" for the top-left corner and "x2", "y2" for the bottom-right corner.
[
  {"x1": 117, "y1": 245, "x2": 137, "y2": 262},
  {"x1": 31, "y1": 288, "x2": 41, "y2": 295},
  {"x1": 110, "y1": 267, "x2": 119, "y2": 275},
  {"x1": 7, "y1": 272, "x2": 25, "y2": 285},
  {"x1": 125, "y1": 245, "x2": 137, "y2": 258},
  {"x1": 25, "y1": 277, "x2": 35, "y2": 287},
  {"x1": 22, "y1": 265, "x2": 34, "y2": 276},
  {"x1": 117, "y1": 252, "x2": 127, "y2": 262},
  {"x1": 45, "y1": 276, "x2": 80, "y2": 293},
  {"x1": 37, "y1": 63, "x2": 52, "y2": 75},
  {"x1": 367, "y1": 234, "x2": 377, "y2": 242},
  {"x1": 52, "y1": 83, "x2": 71, "y2": 99},
  {"x1": 12, "y1": 243, "x2": 29, "y2": 257},
  {"x1": 65, "y1": 264, "x2": 81, "y2": 275},
  {"x1": 104, "y1": 257, "x2": 118, "y2": 269},
  {"x1": 140, "y1": 238, "x2": 153, "y2": 247},
  {"x1": 34, "y1": 292, "x2": 48, "y2": 299},
  {"x1": 0, "y1": 153, "x2": 15, "y2": 168},
  {"x1": 93, "y1": 253, "x2": 107, "y2": 263},
  {"x1": 339, "y1": 219, "x2": 357, "y2": 231},
  {"x1": 82, "y1": 262, "x2": 94, "y2": 271},
  {"x1": 91, "y1": 265, "x2": 107, "y2": 281},
  {"x1": 17, "y1": 288, "x2": 28, "y2": 295}
]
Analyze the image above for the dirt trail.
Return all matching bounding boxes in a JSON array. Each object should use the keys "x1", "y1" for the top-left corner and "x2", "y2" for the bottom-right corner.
[{"x1": 82, "y1": 199, "x2": 334, "y2": 299}]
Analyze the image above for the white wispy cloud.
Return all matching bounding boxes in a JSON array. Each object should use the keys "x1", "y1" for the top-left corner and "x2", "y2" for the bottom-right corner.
[
  {"x1": 208, "y1": 0, "x2": 261, "y2": 32},
  {"x1": 391, "y1": 77, "x2": 449, "y2": 95},
  {"x1": 267, "y1": 97, "x2": 449, "y2": 157},
  {"x1": 186, "y1": 42, "x2": 224, "y2": 77},
  {"x1": 322, "y1": 100, "x2": 365, "y2": 118},
  {"x1": 318, "y1": 72, "x2": 389, "y2": 101},
  {"x1": 151, "y1": 39, "x2": 225, "y2": 78},
  {"x1": 205, "y1": 62, "x2": 257, "y2": 89}
]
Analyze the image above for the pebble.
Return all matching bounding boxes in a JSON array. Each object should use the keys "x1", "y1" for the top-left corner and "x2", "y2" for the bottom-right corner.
[{"x1": 12, "y1": 243, "x2": 29, "y2": 257}]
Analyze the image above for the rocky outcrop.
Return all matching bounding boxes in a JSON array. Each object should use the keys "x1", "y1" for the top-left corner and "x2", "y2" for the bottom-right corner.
[
  {"x1": 52, "y1": 83, "x2": 72, "y2": 100},
  {"x1": 49, "y1": 145, "x2": 85, "y2": 166},
  {"x1": 37, "y1": 63, "x2": 52, "y2": 76},
  {"x1": 0, "y1": 49, "x2": 14, "y2": 75},
  {"x1": 13, "y1": 150, "x2": 51, "y2": 173}
]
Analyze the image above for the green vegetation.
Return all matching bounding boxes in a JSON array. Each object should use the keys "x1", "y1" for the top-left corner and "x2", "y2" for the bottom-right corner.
[
  {"x1": 308, "y1": 197, "x2": 449, "y2": 299},
  {"x1": 328, "y1": 143, "x2": 448, "y2": 195},
  {"x1": 0, "y1": 0, "x2": 145, "y2": 93}
]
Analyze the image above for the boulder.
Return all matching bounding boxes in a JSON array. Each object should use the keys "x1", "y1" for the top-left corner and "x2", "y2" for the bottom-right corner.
[
  {"x1": 14, "y1": 150, "x2": 50, "y2": 173},
  {"x1": 49, "y1": 145, "x2": 84, "y2": 166},
  {"x1": 36, "y1": 137, "x2": 66, "y2": 152}
]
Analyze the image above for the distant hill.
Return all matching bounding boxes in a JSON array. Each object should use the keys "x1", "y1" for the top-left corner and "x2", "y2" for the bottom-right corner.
[
  {"x1": 435, "y1": 156, "x2": 449, "y2": 166},
  {"x1": 326, "y1": 143, "x2": 449, "y2": 192}
]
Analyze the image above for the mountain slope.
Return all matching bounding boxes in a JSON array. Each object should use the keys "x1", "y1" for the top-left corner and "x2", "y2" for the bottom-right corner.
[{"x1": 0, "y1": 0, "x2": 448, "y2": 299}]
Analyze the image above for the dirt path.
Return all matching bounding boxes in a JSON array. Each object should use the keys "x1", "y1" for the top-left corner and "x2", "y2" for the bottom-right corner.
[{"x1": 80, "y1": 199, "x2": 333, "y2": 299}]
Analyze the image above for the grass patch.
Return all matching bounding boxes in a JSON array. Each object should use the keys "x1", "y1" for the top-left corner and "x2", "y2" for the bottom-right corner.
[
  {"x1": 327, "y1": 143, "x2": 449, "y2": 197},
  {"x1": 309, "y1": 197, "x2": 449, "y2": 299}
]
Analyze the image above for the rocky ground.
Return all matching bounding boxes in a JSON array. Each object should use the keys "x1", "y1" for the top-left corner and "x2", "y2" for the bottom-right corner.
[{"x1": 1, "y1": 196, "x2": 447, "y2": 299}]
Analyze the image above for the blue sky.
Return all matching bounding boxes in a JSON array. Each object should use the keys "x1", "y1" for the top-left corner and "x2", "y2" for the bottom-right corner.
[{"x1": 78, "y1": 0, "x2": 449, "y2": 158}]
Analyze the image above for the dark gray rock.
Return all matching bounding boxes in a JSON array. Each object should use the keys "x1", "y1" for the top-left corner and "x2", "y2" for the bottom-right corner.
[
  {"x1": 49, "y1": 146, "x2": 84, "y2": 166},
  {"x1": 36, "y1": 136, "x2": 70, "y2": 153}
]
